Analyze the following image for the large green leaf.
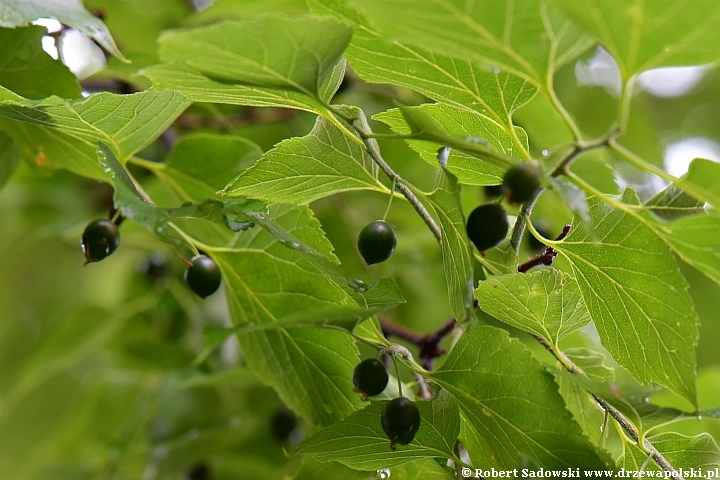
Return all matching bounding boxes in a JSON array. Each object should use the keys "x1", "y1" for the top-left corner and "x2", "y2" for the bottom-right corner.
[
  {"x1": 550, "y1": 189, "x2": 698, "y2": 406},
  {"x1": 430, "y1": 326, "x2": 608, "y2": 469},
  {"x1": 557, "y1": 0, "x2": 720, "y2": 78},
  {"x1": 0, "y1": 0, "x2": 126, "y2": 60},
  {"x1": 344, "y1": 0, "x2": 593, "y2": 87},
  {"x1": 663, "y1": 214, "x2": 720, "y2": 287},
  {"x1": 645, "y1": 183, "x2": 705, "y2": 221},
  {"x1": 224, "y1": 116, "x2": 385, "y2": 204},
  {"x1": 424, "y1": 170, "x2": 474, "y2": 320},
  {"x1": 158, "y1": 16, "x2": 351, "y2": 98},
  {"x1": 475, "y1": 269, "x2": 591, "y2": 347},
  {"x1": 296, "y1": 390, "x2": 460, "y2": 470},
  {"x1": 0, "y1": 87, "x2": 190, "y2": 179},
  {"x1": 0, "y1": 26, "x2": 81, "y2": 99},
  {"x1": 621, "y1": 433, "x2": 720, "y2": 470},
  {"x1": 374, "y1": 106, "x2": 513, "y2": 185}
]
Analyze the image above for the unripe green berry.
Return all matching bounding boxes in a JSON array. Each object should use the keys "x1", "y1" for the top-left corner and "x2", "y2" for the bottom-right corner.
[
  {"x1": 466, "y1": 204, "x2": 509, "y2": 252},
  {"x1": 184, "y1": 255, "x2": 222, "y2": 298},
  {"x1": 357, "y1": 221, "x2": 396, "y2": 265},
  {"x1": 81, "y1": 219, "x2": 120, "y2": 264},
  {"x1": 503, "y1": 163, "x2": 541, "y2": 204}
]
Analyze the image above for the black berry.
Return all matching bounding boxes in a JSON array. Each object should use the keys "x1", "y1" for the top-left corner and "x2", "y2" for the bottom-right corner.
[
  {"x1": 357, "y1": 220, "x2": 396, "y2": 265},
  {"x1": 381, "y1": 397, "x2": 421, "y2": 450},
  {"x1": 81, "y1": 219, "x2": 120, "y2": 264},
  {"x1": 502, "y1": 163, "x2": 541, "y2": 204},
  {"x1": 185, "y1": 255, "x2": 222, "y2": 298},
  {"x1": 484, "y1": 184, "x2": 505, "y2": 199},
  {"x1": 271, "y1": 408, "x2": 298, "y2": 443},
  {"x1": 186, "y1": 463, "x2": 211, "y2": 480},
  {"x1": 466, "y1": 204, "x2": 509, "y2": 252},
  {"x1": 353, "y1": 358, "x2": 389, "y2": 400}
]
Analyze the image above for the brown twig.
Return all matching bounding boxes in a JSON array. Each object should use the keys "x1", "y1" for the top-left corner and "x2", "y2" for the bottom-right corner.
[
  {"x1": 517, "y1": 224, "x2": 571, "y2": 273},
  {"x1": 379, "y1": 316, "x2": 460, "y2": 371}
]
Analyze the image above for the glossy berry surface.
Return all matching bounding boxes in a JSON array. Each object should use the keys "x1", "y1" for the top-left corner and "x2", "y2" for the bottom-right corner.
[
  {"x1": 353, "y1": 358, "x2": 389, "y2": 398},
  {"x1": 483, "y1": 184, "x2": 505, "y2": 199},
  {"x1": 81, "y1": 219, "x2": 120, "y2": 263},
  {"x1": 271, "y1": 408, "x2": 298, "y2": 443},
  {"x1": 466, "y1": 204, "x2": 509, "y2": 252},
  {"x1": 185, "y1": 255, "x2": 222, "y2": 298},
  {"x1": 502, "y1": 163, "x2": 541, "y2": 204},
  {"x1": 357, "y1": 220, "x2": 396, "y2": 265},
  {"x1": 381, "y1": 397, "x2": 421, "y2": 450}
]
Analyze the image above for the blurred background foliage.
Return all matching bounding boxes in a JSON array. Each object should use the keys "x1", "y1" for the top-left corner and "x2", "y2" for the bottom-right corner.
[{"x1": 0, "y1": 0, "x2": 719, "y2": 478}]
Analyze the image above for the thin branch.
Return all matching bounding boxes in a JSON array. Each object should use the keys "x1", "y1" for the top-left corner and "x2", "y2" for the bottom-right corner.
[
  {"x1": 517, "y1": 224, "x2": 570, "y2": 273},
  {"x1": 351, "y1": 115, "x2": 442, "y2": 243},
  {"x1": 533, "y1": 336, "x2": 678, "y2": 474},
  {"x1": 380, "y1": 316, "x2": 458, "y2": 371}
]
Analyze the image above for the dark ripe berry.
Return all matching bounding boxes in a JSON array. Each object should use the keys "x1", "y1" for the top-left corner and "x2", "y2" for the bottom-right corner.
[
  {"x1": 137, "y1": 252, "x2": 167, "y2": 282},
  {"x1": 466, "y1": 204, "x2": 509, "y2": 252},
  {"x1": 357, "y1": 220, "x2": 396, "y2": 265},
  {"x1": 271, "y1": 408, "x2": 298, "y2": 443},
  {"x1": 353, "y1": 358, "x2": 389, "y2": 399},
  {"x1": 184, "y1": 255, "x2": 222, "y2": 298},
  {"x1": 381, "y1": 397, "x2": 421, "y2": 450},
  {"x1": 81, "y1": 219, "x2": 120, "y2": 264},
  {"x1": 186, "y1": 463, "x2": 211, "y2": 480},
  {"x1": 484, "y1": 184, "x2": 505, "y2": 199},
  {"x1": 502, "y1": 163, "x2": 541, "y2": 204}
]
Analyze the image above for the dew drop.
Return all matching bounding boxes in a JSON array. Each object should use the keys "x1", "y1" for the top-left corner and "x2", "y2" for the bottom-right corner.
[
  {"x1": 542, "y1": 149, "x2": 549, "y2": 156},
  {"x1": 348, "y1": 278, "x2": 368, "y2": 292},
  {"x1": 493, "y1": 67, "x2": 500, "y2": 74},
  {"x1": 289, "y1": 241, "x2": 301, "y2": 249},
  {"x1": 377, "y1": 468, "x2": 391, "y2": 479},
  {"x1": 697, "y1": 415, "x2": 703, "y2": 421},
  {"x1": 644, "y1": 397, "x2": 650, "y2": 403}
]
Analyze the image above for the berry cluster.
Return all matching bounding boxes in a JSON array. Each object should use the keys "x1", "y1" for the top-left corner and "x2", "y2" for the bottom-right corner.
[
  {"x1": 467, "y1": 163, "x2": 541, "y2": 253},
  {"x1": 352, "y1": 358, "x2": 421, "y2": 450}
]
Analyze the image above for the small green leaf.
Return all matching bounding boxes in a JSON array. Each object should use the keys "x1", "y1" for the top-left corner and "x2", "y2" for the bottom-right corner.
[
  {"x1": 557, "y1": 0, "x2": 720, "y2": 78},
  {"x1": 476, "y1": 269, "x2": 591, "y2": 346},
  {"x1": 551, "y1": 189, "x2": 699, "y2": 406},
  {"x1": 555, "y1": 377, "x2": 606, "y2": 446},
  {"x1": 0, "y1": 87, "x2": 190, "y2": 179},
  {"x1": 564, "y1": 348, "x2": 614, "y2": 383},
  {"x1": 295, "y1": 390, "x2": 460, "y2": 470},
  {"x1": 425, "y1": 170, "x2": 474, "y2": 320},
  {"x1": 621, "y1": 433, "x2": 720, "y2": 470},
  {"x1": 663, "y1": 214, "x2": 720, "y2": 287},
  {"x1": 153, "y1": 133, "x2": 263, "y2": 202},
  {"x1": 476, "y1": 237, "x2": 519, "y2": 276},
  {"x1": 0, "y1": 0, "x2": 126, "y2": 60},
  {"x1": 430, "y1": 326, "x2": 609, "y2": 469},
  {"x1": 374, "y1": 105, "x2": 519, "y2": 185},
  {"x1": 224, "y1": 116, "x2": 385, "y2": 204},
  {"x1": 0, "y1": 26, "x2": 81, "y2": 99},
  {"x1": 158, "y1": 16, "x2": 352, "y2": 97},
  {"x1": 645, "y1": 183, "x2": 705, "y2": 221}
]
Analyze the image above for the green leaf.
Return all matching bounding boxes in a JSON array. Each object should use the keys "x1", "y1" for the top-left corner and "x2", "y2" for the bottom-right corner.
[
  {"x1": 555, "y1": 377, "x2": 606, "y2": 446},
  {"x1": 151, "y1": 133, "x2": 263, "y2": 202},
  {"x1": 550, "y1": 189, "x2": 699, "y2": 406},
  {"x1": 430, "y1": 325, "x2": 608, "y2": 469},
  {"x1": 387, "y1": 459, "x2": 455, "y2": 479},
  {"x1": 424, "y1": 170, "x2": 474, "y2": 320},
  {"x1": 296, "y1": 389, "x2": 460, "y2": 470},
  {"x1": 0, "y1": 26, "x2": 81, "y2": 99},
  {"x1": 143, "y1": 62, "x2": 350, "y2": 132},
  {"x1": 223, "y1": 116, "x2": 385, "y2": 204},
  {"x1": 621, "y1": 433, "x2": 720, "y2": 470},
  {"x1": 645, "y1": 183, "x2": 705, "y2": 221},
  {"x1": 564, "y1": 348, "x2": 614, "y2": 383},
  {"x1": 557, "y1": 0, "x2": 720, "y2": 78},
  {"x1": 345, "y1": 0, "x2": 593, "y2": 86},
  {"x1": 476, "y1": 269, "x2": 591, "y2": 346},
  {"x1": 374, "y1": 105, "x2": 517, "y2": 185},
  {"x1": 158, "y1": 16, "x2": 352, "y2": 98},
  {"x1": 0, "y1": 131, "x2": 20, "y2": 189},
  {"x1": 0, "y1": 87, "x2": 190, "y2": 179},
  {"x1": 189, "y1": 0, "x2": 310, "y2": 26},
  {"x1": 0, "y1": 0, "x2": 126, "y2": 60},
  {"x1": 662, "y1": 214, "x2": 720, "y2": 287},
  {"x1": 683, "y1": 158, "x2": 720, "y2": 210},
  {"x1": 476, "y1": 237, "x2": 520, "y2": 276}
]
